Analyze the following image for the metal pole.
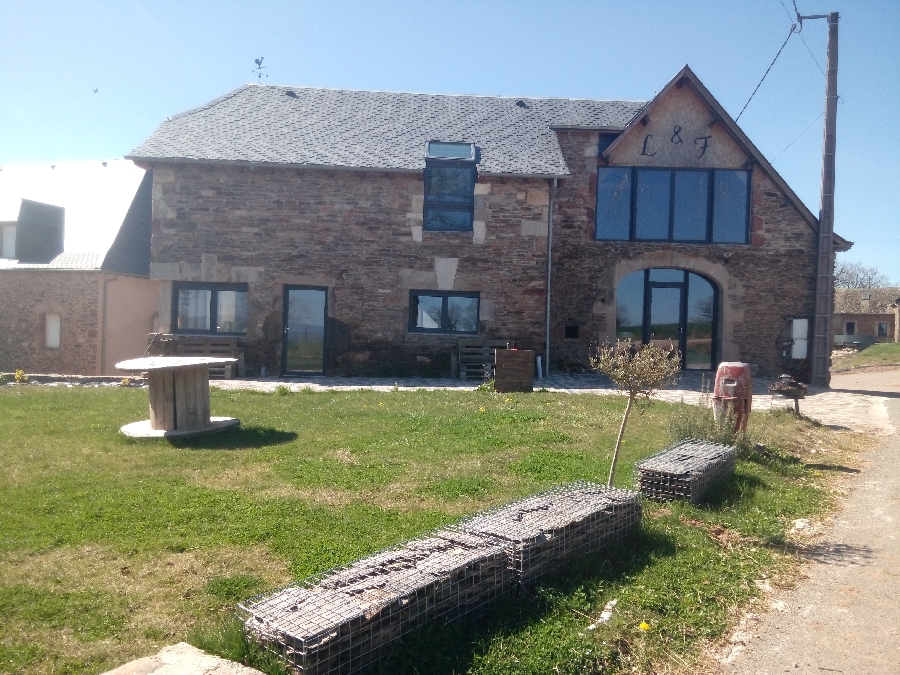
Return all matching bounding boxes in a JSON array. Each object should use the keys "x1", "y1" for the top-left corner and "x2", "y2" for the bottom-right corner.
[
  {"x1": 808, "y1": 11, "x2": 839, "y2": 387},
  {"x1": 544, "y1": 177, "x2": 557, "y2": 379}
]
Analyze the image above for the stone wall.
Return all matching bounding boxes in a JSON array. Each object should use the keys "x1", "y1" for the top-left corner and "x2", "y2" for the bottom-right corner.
[
  {"x1": 0, "y1": 270, "x2": 101, "y2": 374},
  {"x1": 833, "y1": 313, "x2": 895, "y2": 342},
  {"x1": 549, "y1": 128, "x2": 819, "y2": 377},
  {"x1": 146, "y1": 164, "x2": 552, "y2": 376}
]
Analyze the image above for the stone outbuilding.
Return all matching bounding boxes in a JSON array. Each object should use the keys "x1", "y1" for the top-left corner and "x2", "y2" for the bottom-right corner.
[
  {"x1": 127, "y1": 66, "x2": 850, "y2": 379},
  {"x1": 832, "y1": 287, "x2": 900, "y2": 347},
  {"x1": 0, "y1": 161, "x2": 159, "y2": 376}
]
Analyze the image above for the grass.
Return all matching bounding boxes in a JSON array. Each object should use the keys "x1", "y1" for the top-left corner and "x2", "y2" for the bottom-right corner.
[
  {"x1": 832, "y1": 342, "x2": 900, "y2": 371},
  {"x1": 0, "y1": 385, "x2": 870, "y2": 674}
]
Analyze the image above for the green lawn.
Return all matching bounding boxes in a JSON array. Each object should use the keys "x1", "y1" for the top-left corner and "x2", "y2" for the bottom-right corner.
[
  {"x1": 0, "y1": 385, "x2": 866, "y2": 674},
  {"x1": 832, "y1": 342, "x2": 900, "y2": 371}
]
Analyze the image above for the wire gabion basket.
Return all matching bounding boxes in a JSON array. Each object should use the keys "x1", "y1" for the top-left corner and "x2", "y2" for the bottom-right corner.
[
  {"x1": 634, "y1": 438, "x2": 737, "y2": 504},
  {"x1": 451, "y1": 481, "x2": 642, "y2": 585},
  {"x1": 238, "y1": 481, "x2": 642, "y2": 674},
  {"x1": 238, "y1": 528, "x2": 512, "y2": 675}
]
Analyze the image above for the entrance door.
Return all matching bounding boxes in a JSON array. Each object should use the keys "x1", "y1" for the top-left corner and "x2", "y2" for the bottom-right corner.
[
  {"x1": 617, "y1": 268, "x2": 717, "y2": 371},
  {"x1": 282, "y1": 287, "x2": 327, "y2": 375}
]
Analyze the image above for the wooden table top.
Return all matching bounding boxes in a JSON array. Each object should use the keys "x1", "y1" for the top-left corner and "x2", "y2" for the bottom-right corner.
[{"x1": 115, "y1": 356, "x2": 238, "y2": 372}]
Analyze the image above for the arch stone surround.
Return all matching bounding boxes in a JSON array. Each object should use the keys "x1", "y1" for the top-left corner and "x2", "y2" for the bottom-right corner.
[{"x1": 611, "y1": 252, "x2": 743, "y2": 363}]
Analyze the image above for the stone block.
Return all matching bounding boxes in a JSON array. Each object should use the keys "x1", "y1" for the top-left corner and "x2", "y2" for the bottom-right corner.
[
  {"x1": 521, "y1": 220, "x2": 548, "y2": 237},
  {"x1": 526, "y1": 190, "x2": 550, "y2": 206},
  {"x1": 473, "y1": 221, "x2": 486, "y2": 245},
  {"x1": 474, "y1": 183, "x2": 491, "y2": 195},
  {"x1": 411, "y1": 225, "x2": 423, "y2": 242},
  {"x1": 434, "y1": 258, "x2": 458, "y2": 290}
]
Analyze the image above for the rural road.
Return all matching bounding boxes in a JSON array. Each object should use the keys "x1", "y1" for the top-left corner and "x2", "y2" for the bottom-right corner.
[{"x1": 716, "y1": 368, "x2": 900, "y2": 675}]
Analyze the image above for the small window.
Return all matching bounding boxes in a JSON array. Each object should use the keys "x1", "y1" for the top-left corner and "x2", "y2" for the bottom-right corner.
[
  {"x1": 173, "y1": 283, "x2": 248, "y2": 335},
  {"x1": 845, "y1": 321, "x2": 856, "y2": 336},
  {"x1": 877, "y1": 322, "x2": 888, "y2": 338},
  {"x1": 409, "y1": 291, "x2": 479, "y2": 334},
  {"x1": 45, "y1": 313, "x2": 60, "y2": 348},
  {"x1": 861, "y1": 293, "x2": 872, "y2": 301},
  {"x1": 565, "y1": 325, "x2": 580, "y2": 339},
  {"x1": 1, "y1": 224, "x2": 16, "y2": 259},
  {"x1": 423, "y1": 162, "x2": 476, "y2": 232}
]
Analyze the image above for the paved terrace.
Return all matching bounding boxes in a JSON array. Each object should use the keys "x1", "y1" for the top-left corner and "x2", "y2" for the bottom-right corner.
[{"x1": 212, "y1": 371, "x2": 895, "y2": 437}]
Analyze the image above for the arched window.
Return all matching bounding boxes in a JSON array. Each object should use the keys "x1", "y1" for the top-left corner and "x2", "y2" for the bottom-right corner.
[{"x1": 616, "y1": 268, "x2": 717, "y2": 370}]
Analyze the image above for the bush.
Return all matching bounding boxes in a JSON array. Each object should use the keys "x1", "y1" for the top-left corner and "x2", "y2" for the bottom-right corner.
[
  {"x1": 274, "y1": 384, "x2": 291, "y2": 396},
  {"x1": 14, "y1": 369, "x2": 28, "y2": 383},
  {"x1": 667, "y1": 380, "x2": 754, "y2": 453}
]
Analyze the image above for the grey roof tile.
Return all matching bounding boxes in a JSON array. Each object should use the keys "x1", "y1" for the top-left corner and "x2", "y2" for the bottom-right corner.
[
  {"x1": 7, "y1": 251, "x2": 102, "y2": 270},
  {"x1": 129, "y1": 85, "x2": 647, "y2": 176}
]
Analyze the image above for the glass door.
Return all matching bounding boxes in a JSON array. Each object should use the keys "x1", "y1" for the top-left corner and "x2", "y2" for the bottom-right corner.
[
  {"x1": 282, "y1": 287, "x2": 327, "y2": 374},
  {"x1": 647, "y1": 285, "x2": 683, "y2": 352}
]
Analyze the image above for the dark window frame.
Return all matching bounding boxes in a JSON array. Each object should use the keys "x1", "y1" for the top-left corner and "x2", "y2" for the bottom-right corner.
[
  {"x1": 172, "y1": 281, "x2": 249, "y2": 336},
  {"x1": 423, "y1": 159, "x2": 477, "y2": 232},
  {"x1": 408, "y1": 290, "x2": 480, "y2": 334},
  {"x1": 595, "y1": 167, "x2": 751, "y2": 244}
]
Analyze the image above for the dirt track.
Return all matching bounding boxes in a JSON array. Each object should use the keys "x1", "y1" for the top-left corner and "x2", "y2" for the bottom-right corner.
[{"x1": 714, "y1": 368, "x2": 900, "y2": 674}]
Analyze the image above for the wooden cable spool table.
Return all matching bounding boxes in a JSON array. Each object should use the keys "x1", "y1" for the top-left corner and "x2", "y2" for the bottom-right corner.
[{"x1": 116, "y1": 356, "x2": 240, "y2": 438}]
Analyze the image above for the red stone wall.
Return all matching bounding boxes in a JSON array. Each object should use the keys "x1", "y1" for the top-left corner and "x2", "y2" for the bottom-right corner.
[
  {"x1": 833, "y1": 313, "x2": 895, "y2": 342},
  {"x1": 549, "y1": 129, "x2": 820, "y2": 376},
  {"x1": 0, "y1": 270, "x2": 101, "y2": 375},
  {"x1": 147, "y1": 164, "x2": 551, "y2": 375}
]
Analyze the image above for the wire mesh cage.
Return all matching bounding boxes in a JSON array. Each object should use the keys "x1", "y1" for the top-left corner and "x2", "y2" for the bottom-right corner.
[
  {"x1": 451, "y1": 481, "x2": 642, "y2": 585},
  {"x1": 237, "y1": 528, "x2": 513, "y2": 675},
  {"x1": 634, "y1": 439, "x2": 737, "y2": 504}
]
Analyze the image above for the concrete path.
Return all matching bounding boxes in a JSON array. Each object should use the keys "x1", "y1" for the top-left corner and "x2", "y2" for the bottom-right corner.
[
  {"x1": 212, "y1": 369, "x2": 895, "y2": 436},
  {"x1": 714, "y1": 369, "x2": 900, "y2": 675}
]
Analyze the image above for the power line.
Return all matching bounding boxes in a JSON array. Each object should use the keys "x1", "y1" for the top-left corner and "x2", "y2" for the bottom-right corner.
[
  {"x1": 735, "y1": 25, "x2": 796, "y2": 122},
  {"x1": 770, "y1": 111, "x2": 824, "y2": 163}
]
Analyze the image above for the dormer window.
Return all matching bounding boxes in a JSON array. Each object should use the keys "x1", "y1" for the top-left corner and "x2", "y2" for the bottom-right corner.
[{"x1": 423, "y1": 141, "x2": 477, "y2": 232}]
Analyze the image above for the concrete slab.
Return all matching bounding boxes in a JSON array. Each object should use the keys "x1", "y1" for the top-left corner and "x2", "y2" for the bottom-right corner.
[{"x1": 100, "y1": 642, "x2": 264, "y2": 675}]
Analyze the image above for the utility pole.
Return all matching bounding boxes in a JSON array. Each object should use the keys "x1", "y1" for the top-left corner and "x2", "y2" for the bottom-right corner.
[{"x1": 800, "y1": 10, "x2": 839, "y2": 387}]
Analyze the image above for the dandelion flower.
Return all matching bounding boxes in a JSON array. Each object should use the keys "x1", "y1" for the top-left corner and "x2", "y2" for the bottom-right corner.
[
  {"x1": 639, "y1": 622, "x2": 650, "y2": 631},
  {"x1": 479, "y1": 406, "x2": 486, "y2": 412}
]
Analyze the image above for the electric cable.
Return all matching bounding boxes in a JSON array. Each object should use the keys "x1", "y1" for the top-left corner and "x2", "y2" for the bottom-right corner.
[
  {"x1": 770, "y1": 111, "x2": 824, "y2": 163},
  {"x1": 735, "y1": 25, "x2": 796, "y2": 122}
]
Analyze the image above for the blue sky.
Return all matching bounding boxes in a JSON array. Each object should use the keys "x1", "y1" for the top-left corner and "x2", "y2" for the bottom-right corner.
[{"x1": 1, "y1": 0, "x2": 897, "y2": 280}]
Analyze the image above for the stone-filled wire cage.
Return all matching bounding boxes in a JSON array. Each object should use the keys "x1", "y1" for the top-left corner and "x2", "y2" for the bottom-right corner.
[
  {"x1": 450, "y1": 482, "x2": 642, "y2": 585},
  {"x1": 634, "y1": 439, "x2": 737, "y2": 504},
  {"x1": 237, "y1": 482, "x2": 641, "y2": 675},
  {"x1": 237, "y1": 529, "x2": 513, "y2": 675}
]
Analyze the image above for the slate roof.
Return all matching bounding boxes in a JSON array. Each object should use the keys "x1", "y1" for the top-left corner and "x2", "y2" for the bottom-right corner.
[
  {"x1": 128, "y1": 84, "x2": 647, "y2": 176},
  {"x1": 834, "y1": 288, "x2": 900, "y2": 314},
  {"x1": 0, "y1": 251, "x2": 102, "y2": 270}
]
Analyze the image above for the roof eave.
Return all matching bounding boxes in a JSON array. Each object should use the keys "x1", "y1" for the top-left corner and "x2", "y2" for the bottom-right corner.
[{"x1": 126, "y1": 155, "x2": 570, "y2": 179}]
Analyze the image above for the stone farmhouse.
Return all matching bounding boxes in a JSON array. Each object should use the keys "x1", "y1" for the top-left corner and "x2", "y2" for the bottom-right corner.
[
  {"x1": 0, "y1": 161, "x2": 159, "y2": 376},
  {"x1": 127, "y1": 66, "x2": 850, "y2": 379}
]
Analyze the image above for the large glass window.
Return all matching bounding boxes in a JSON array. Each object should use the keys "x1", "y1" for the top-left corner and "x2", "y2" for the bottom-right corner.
[
  {"x1": 173, "y1": 283, "x2": 248, "y2": 335},
  {"x1": 409, "y1": 291, "x2": 478, "y2": 333},
  {"x1": 423, "y1": 160, "x2": 476, "y2": 232},
  {"x1": 596, "y1": 167, "x2": 632, "y2": 240},
  {"x1": 596, "y1": 168, "x2": 749, "y2": 244},
  {"x1": 616, "y1": 268, "x2": 718, "y2": 370},
  {"x1": 712, "y1": 170, "x2": 751, "y2": 243},
  {"x1": 635, "y1": 170, "x2": 671, "y2": 240}
]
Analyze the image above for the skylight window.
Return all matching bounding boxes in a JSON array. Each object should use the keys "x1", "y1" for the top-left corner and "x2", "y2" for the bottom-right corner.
[{"x1": 426, "y1": 141, "x2": 476, "y2": 161}]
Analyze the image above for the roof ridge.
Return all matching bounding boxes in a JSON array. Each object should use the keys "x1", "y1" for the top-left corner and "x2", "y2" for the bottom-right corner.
[{"x1": 256, "y1": 82, "x2": 647, "y2": 104}]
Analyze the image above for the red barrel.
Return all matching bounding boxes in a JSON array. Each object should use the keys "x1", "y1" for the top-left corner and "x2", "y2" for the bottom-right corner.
[{"x1": 712, "y1": 362, "x2": 753, "y2": 432}]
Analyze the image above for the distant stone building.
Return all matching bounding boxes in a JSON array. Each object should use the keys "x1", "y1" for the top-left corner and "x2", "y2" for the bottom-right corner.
[
  {"x1": 127, "y1": 66, "x2": 851, "y2": 379},
  {"x1": 833, "y1": 287, "x2": 900, "y2": 347}
]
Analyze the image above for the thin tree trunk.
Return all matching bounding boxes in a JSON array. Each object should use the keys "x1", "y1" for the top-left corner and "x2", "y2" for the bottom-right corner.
[{"x1": 608, "y1": 394, "x2": 634, "y2": 486}]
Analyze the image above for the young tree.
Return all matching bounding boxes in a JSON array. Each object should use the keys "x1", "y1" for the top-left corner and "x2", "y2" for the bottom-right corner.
[{"x1": 590, "y1": 342, "x2": 681, "y2": 486}]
